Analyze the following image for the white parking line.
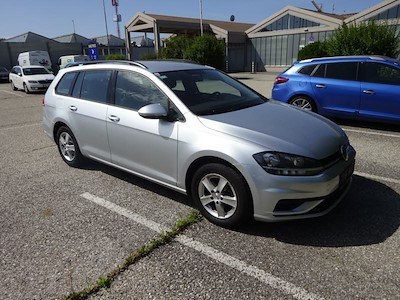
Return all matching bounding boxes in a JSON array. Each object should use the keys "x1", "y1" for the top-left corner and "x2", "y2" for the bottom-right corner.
[
  {"x1": 80, "y1": 192, "x2": 323, "y2": 300},
  {"x1": 343, "y1": 128, "x2": 400, "y2": 139},
  {"x1": 354, "y1": 171, "x2": 400, "y2": 185},
  {"x1": 0, "y1": 90, "x2": 24, "y2": 97}
]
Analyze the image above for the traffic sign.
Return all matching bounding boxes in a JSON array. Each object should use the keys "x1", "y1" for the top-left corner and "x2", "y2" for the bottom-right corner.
[{"x1": 88, "y1": 42, "x2": 98, "y2": 60}]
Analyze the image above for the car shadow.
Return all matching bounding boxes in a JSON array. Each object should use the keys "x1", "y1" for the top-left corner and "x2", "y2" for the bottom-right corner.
[
  {"x1": 240, "y1": 175, "x2": 400, "y2": 247},
  {"x1": 84, "y1": 160, "x2": 192, "y2": 207},
  {"x1": 82, "y1": 161, "x2": 399, "y2": 247}
]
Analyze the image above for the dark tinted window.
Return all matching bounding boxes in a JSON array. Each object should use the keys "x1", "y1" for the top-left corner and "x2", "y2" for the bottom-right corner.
[
  {"x1": 312, "y1": 64, "x2": 326, "y2": 78},
  {"x1": 80, "y1": 70, "x2": 112, "y2": 103},
  {"x1": 71, "y1": 72, "x2": 84, "y2": 98},
  {"x1": 55, "y1": 72, "x2": 77, "y2": 96},
  {"x1": 298, "y1": 64, "x2": 317, "y2": 75},
  {"x1": 325, "y1": 62, "x2": 358, "y2": 81},
  {"x1": 115, "y1": 70, "x2": 169, "y2": 110},
  {"x1": 364, "y1": 62, "x2": 400, "y2": 85}
]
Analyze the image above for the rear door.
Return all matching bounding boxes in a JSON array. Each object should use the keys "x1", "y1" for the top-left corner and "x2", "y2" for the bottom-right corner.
[
  {"x1": 64, "y1": 70, "x2": 112, "y2": 161},
  {"x1": 359, "y1": 62, "x2": 400, "y2": 123},
  {"x1": 310, "y1": 62, "x2": 360, "y2": 118}
]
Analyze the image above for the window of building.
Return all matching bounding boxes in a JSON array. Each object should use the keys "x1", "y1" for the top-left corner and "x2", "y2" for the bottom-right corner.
[
  {"x1": 261, "y1": 14, "x2": 321, "y2": 32},
  {"x1": 368, "y1": 4, "x2": 400, "y2": 21}
]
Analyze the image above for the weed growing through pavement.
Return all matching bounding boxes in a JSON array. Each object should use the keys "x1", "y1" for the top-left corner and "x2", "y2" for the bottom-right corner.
[{"x1": 64, "y1": 210, "x2": 202, "y2": 300}]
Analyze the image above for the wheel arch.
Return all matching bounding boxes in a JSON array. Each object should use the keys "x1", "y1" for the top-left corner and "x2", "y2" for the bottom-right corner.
[
  {"x1": 185, "y1": 156, "x2": 254, "y2": 213},
  {"x1": 53, "y1": 121, "x2": 69, "y2": 142}
]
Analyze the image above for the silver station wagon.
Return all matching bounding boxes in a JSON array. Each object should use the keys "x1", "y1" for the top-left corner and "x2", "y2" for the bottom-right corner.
[{"x1": 43, "y1": 60, "x2": 355, "y2": 227}]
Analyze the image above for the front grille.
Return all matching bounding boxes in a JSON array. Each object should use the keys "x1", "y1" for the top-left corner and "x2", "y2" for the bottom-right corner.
[
  {"x1": 38, "y1": 80, "x2": 53, "y2": 84},
  {"x1": 320, "y1": 150, "x2": 342, "y2": 169}
]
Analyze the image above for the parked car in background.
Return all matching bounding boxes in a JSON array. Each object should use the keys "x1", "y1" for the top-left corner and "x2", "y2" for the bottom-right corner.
[
  {"x1": 43, "y1": 60, "x2": 355, "y2": 228},
  {"x1": 17, "y1": 50, "x2": 52, "y2": 70},
  {"x1": 0, "y1": 67, "x2": 9, "y2": 82},
  {"x1": 272, "y1": 56, "x2": 400, "y2": 124},
  {"x1": 58, "y1": 55, "x2": 89, "y2": 69},
  {"x1": 9, "y1": 66, "x2": 55, "y2": 93}
]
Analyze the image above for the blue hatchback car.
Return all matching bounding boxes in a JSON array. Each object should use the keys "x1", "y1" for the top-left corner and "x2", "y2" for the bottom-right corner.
[{"x1": 272, "y1": 56, "x2": 400, "y2": 124}]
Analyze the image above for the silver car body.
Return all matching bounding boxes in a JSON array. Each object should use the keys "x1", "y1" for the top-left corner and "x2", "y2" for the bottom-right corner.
[{"x1": 43, "y1": 61, "x2": 355, "y2": 223}]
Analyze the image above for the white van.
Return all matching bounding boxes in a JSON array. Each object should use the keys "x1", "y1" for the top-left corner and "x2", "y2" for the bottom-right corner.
[
  {"x1": 58, "y1": 55, "x2": 89, "y2": 69},
  {"x1": 18, "y1": 51, "x2": 52, "y2": 70}
]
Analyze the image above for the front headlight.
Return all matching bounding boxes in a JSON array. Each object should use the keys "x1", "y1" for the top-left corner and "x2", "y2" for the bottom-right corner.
[
  {"x1": 28, "y1": 80, "x2": 38, "y2": 83},
  {"x1": 253, "y1": 152, "x2": 324, "y2": 176}
]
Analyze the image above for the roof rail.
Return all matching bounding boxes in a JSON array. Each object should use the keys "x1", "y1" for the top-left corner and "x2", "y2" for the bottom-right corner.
[{"x1": 67, "y1": 60, "x2": 148, "y2": 69}]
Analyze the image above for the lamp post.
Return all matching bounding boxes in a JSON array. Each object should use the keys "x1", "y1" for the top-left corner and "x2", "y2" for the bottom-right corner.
[
  {"x1": 199, "y1": 0, "x2": 203, "y2": 36},
  {"x1": 102, "y1": 0, "x2": 111, "y2": 55}
]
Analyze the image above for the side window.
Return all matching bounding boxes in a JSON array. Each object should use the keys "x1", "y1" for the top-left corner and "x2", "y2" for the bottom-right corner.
[
  {"x1": 364, "y1": 62, "x2": 400, "y2": 85},
  {"x1": 298, "y1": 64, "x2": 317, "y2": 75},
  {"x1": 325, "y1": 62, "x2": 358, "y2": 81},
  {"x1": 80, "y1": 70, "x2": 112, "y2": 103},
  {"x1": 312, "y1": 64, "x2": 326, "y2": 78},
  {"x1": 55, "y1": 72, "x2": 77, "y2": 96},
  {"x1": 72, "y1": 72, "x2": 84, "y2": 98},
  {"x1": 115, "y1": 70, "x2": 169, "y2": 110}
]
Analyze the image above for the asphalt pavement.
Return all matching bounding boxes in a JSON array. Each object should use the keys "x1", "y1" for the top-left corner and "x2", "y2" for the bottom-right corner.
[{"x1": 0, "y1": 77, "x2": 399, "y2": 300}]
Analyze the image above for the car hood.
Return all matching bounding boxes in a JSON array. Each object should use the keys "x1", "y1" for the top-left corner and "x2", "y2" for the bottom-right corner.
[
  {"x1": 198, "y1": 100, "x2": 347, "y2": 159},
  {"x1": 24, "y1": 74, "x2": 55, "y2": 81}
]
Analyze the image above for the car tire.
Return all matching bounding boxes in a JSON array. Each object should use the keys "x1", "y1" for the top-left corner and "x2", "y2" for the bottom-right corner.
[
  {"x1": 11, "y1": 81, "x2": 17, "y2": 91},
  {"x1": 23, "y1": 83, "x2": 30, "y2": 94},
  {"x1": 191, "y1": 163, "x2": 252, "y2": 228},
  {"x1": 289, "y1": 96, "x2": 316, "y2": 112},
  {"x1": 56, "y1": 126, "x2": 86, "y2": 167}
]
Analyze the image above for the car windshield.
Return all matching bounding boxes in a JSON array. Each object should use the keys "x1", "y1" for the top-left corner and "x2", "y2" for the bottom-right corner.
[
  {"x1": 0, "y1": 67, "x2": 8, "y2": 72},
  {"x1": 23, "y1": 67, "x2": 50, "y2": 75},
  {"x1": 157, "y1": 69, "x2": 267, "y2": 116}
]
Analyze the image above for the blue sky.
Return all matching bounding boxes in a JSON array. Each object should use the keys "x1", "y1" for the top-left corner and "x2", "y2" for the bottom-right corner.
[{"x1": 0, "y1": 0, "x2": 382, "y2": 39}]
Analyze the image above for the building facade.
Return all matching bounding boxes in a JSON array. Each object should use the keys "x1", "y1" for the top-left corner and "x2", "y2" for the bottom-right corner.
[{"x1": 246, "y1": 0, "x2": 400, "y2": 71}]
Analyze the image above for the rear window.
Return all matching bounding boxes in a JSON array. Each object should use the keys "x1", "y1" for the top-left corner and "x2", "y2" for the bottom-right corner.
[
  {"x1": 298, "y1": 64, "x2": 317, "y2": 75},
  {"x1": 55, "y1": 72, "x2": 77, "y2": 96},
  {"x1": 79, "y1": 70, "x2": 112, "y2": 103}
]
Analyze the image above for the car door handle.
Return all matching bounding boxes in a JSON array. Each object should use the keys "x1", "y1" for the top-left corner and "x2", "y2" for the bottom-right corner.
[
  {"x1": 108, "y1": 115, "x2": 120, "y2": 122},
  {"x1": 315, "y1": 84, "x2": 326, "y2": 89},
  {"x1": 363, "y1": 90, "x2": 375, "y2": 95},
  {"x1": 69, "y1": 105, "x2": 77, "y2": 111}
]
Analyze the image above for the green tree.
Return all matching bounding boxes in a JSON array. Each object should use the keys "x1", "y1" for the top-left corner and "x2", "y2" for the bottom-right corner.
[
  {"x1": 159, "y1": 35, "x2": 192, "y2": 59},
  {"x1": 106, "y1": 54, "x2": 127, "y2": 60},
  {"x1": 183, "y1": 34, "x2": 225, "y2": 69},
  {"x1": 327, "y1": 21, "x2": 399, "y2": 58},
  {"x1": 297, "y1": 41, "x2": 329, "y2": 60}
]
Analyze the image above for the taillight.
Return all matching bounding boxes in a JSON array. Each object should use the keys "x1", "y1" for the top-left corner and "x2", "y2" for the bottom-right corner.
[
  {"x1": 42, "y1": 97, "x2": 45, "y2": 106},
  {"x1": 274, "y1": 77, "x2": 289, "y2": 85}
]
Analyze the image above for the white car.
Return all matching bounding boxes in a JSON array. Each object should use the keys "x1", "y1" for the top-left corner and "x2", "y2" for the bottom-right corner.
[{"x1": 9, "y1": 65, "x2": 55, "y2": 93}]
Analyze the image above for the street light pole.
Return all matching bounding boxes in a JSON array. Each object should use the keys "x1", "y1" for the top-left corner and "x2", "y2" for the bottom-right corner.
[
  {"x1": 102, "y1": 0, "x2": 111, "y2": 55},
  {"x1": 199, "y1": 0, "x2": 203, "y2": 36}
]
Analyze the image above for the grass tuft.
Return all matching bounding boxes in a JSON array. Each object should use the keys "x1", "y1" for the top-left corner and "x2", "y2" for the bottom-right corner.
[{"x1": 64, "y1": 210, "x2": 202, "y2": 300}]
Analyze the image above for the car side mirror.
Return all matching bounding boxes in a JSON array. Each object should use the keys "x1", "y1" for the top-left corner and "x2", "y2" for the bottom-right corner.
[
  {"x1": 18, "y1": 73, "x2": 22, "y2": 77},
  {"x1": 138, "y1": 103, "x2": 168, "y2": 119}
]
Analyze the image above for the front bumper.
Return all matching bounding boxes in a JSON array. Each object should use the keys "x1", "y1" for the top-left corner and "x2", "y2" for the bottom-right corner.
[{"x1": 245, "y1": 158, "x2": 355, "y2": 222}]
